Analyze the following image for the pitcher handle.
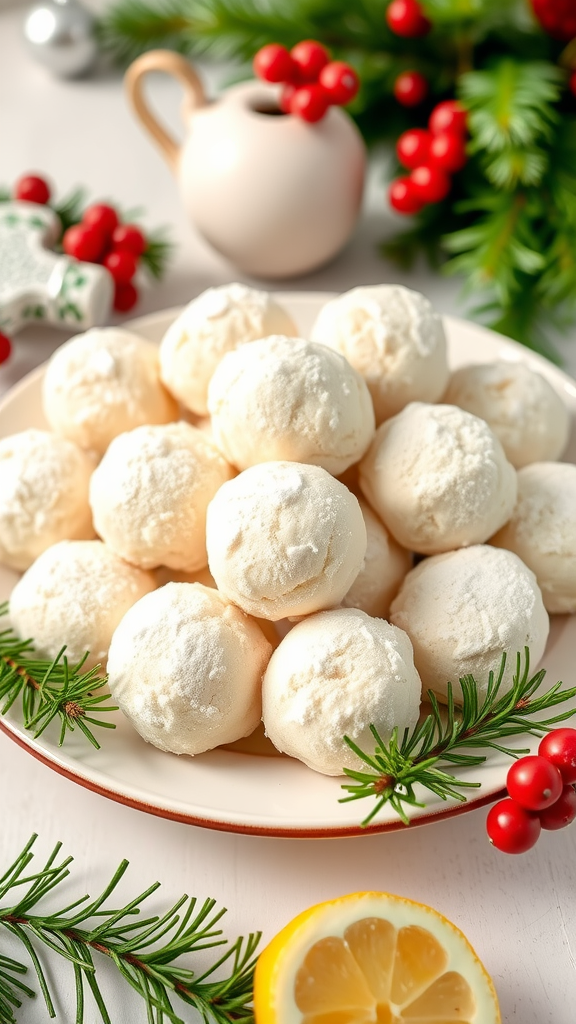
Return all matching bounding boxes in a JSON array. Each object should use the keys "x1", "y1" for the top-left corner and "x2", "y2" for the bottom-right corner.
[{"x1": 125, "y1": 50, "x2": 206, "y2": 174}]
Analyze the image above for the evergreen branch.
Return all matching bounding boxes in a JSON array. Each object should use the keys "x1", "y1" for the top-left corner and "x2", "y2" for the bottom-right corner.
[
  {"x1": 341, "y1": 651, "x2": 576, "y2": 827},
  {"x1": 141, "y1": 232, "x2": 175, "y2": 280},
  {"x1": 0, "y1": 835, "x2": 260, "y2": 1024},
  {"x1": 0, "y1": 603, "x2": 117, "y2": 749}
]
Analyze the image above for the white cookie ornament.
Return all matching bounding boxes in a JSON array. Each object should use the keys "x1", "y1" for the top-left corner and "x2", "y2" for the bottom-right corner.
[{"x1": 0, "y1": 202, "x2": 112, "y2": 334}]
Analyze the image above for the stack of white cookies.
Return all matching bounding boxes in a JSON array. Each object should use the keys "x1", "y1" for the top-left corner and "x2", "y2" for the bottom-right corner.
[{"x1": 1, "y1": 282, "x2": 573, "y2": 777}]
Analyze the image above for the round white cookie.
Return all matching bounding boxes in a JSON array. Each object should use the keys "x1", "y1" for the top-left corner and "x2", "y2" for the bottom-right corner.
[
  {"x1": 262, "y1": 608, "x2": 421, "y2": 775},
  {"x1": 90, "y1": 422, "x2": 234, "y2": 572},
  {"x1": 444, "y1": 361, "x2": 570, "y2": 469},
  {"x1": 43, "y1": 328, "x2": 177, "y2": 454},
  {"x1": 342, "y1": 500, "x2": 412, "y2": 619},
  {"x1": 389, "y1": 545, "x2": 549, "y2": 700},
  {"x1": 0, "y1": 429, "x2": 95, "y2": 571},
  {"x1": 359, "y1": 402, "x2": 517, "y2": 554},
  {"x1": 208, "y1": 335, "x2": 375, "y2": 475},
  {"x1": 206, "y1": 462, "x2": 367, "y2": 621},
  {"x1": 491, "y1": 462, "x2": 576, "y2": 614},
  {"x1": 107, "y1": 583, "x2": 272, "y2": 755},
  {"x1": 9, "y1": 540, "x2": 156, "y2": 670},
  {"x1": 310, "y1": 284, "x2": 449, "y2": 425},
  {"x1": 159, "y1": 284, "x2": 297, "y2": 416}
]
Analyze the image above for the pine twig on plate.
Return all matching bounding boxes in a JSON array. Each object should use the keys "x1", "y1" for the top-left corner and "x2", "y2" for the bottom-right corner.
[
  {"x1": 0, "y1": 603, "x2": 117, "y2": 749},
  {"x1": 341, "y1": 650, "x2": 576, "y2": 827}
]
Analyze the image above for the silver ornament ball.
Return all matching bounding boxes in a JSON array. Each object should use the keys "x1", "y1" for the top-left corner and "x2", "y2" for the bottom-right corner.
[{"x1": 24, "y1": 0, "x2": 98, "y2": 79}]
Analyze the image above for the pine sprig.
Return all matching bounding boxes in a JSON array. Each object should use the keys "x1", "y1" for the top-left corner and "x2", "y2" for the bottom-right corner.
[
  {"x1": 0, "y1": 603, "x2": 117, "y2": 749},
  {"x1": 341, "y1": 650, "x2": 576, "y2": 827},
  {"x1": 0, "y1": 834, "x2": 260, "y2": 1024}
]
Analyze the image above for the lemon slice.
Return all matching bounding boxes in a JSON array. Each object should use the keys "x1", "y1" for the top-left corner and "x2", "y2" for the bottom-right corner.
[{"x1": 254, "y1": 892, "x2": 501, "y2": 1024}]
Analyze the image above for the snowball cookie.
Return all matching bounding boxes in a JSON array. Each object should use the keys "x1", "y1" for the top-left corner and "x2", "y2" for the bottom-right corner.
[
  {"x1": 390, "y1": 545, "x2": 549, "y2": 701},
  {"x1": 90, "y1": 422, "x2": 234, "y2": 572},
  {"x1": 341, "y1": 500, "x2": 412, "y2": 619},
  {"x1": 491, "y1": 463, "x2": 576, "y2": 614},
  {"x1": 207, "y1": 462, "x2": 367, "y2": 620},
  {"x1": 107, "y1": 583, "x2": 272, "y2": 755},
  {"x1": 9, "y1": 540, "x2": 156, "y2": 670},
  {"x1": 359, "y1": 402, "x2": 517, "y2": 555},
  {"x1": 262, "y1": 608, "x2": 421, "y2": 775},
  {"x1": 208, "y1": 335, "x2": 375, "y2": 476},
  {"x1": 310, "y1": 284, "x2": 449, "y2": 425},
  {"x1": 159, "y1": 283, "x2": 297, "y2": 416},
  {"x1": 444, "y1": 361, "x2": 570, "y2": 469},
  {"x1": 42, "y1": 328, "x2": 177, "y2": 455},
  {"x1": 0, "y1": 430, "x2": 96, "y2": 571}
]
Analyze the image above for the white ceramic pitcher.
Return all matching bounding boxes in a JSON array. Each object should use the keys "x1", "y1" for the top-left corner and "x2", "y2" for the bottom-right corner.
[{"x1": 125, "y1": 50, "x2": 366, "y2": 278}]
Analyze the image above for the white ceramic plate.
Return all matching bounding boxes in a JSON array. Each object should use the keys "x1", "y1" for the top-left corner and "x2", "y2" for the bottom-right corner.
[{"x1": 1, "y1": 293, "x2": 575, "y2": 837}]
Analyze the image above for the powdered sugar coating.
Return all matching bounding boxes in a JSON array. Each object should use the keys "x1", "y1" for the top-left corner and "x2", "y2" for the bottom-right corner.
[
  {"x1": 107, "y1": 583, "x2": 272, "y2": 755},
  {"x1": 262, "y1": 608, "x2": 421, "y2": 775},
  {"x1": 390, "y1": 545, "x2": 549, "y2": 700},
  {"x1": 342, "y1": 499, "x2": 412, "y2": 619},
  {"x1": 310, "y1": 284, "x2": 449, "y2": 424},
  {"x1": 0, "y1": 429, "x2": 95, "y2": 571},
  {"x1": 159, "y1": 284, "x2": 297, "y2": 416},
  {"x1": 206, "y1": 462, "x2": 367, "y2": 620},
  {"x1": 359, "y1": 402, "x2": 517, "y2": 554},
  {"x1": 208, "y1": 335, "x2": 375, "y2": 475},
  {"x1": 491, "y1": 463, "x2": 576, "y2": 614},
  {"x1": 43, "y1": 328, "x2": 177, "y2": 454},
  {"x1": 90, "y1": 422, "x2": 234, "y2": 572},
  {"x1": 444, "y1": 361, "x2": 570, "y2": 468},
  {"x1": 9, "y1": 540, "x2": 156, "y2": 669}
]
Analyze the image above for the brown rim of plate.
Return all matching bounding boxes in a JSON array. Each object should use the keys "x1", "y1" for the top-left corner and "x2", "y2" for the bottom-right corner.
[{"x1": 0, "y1": 716, "x2": 506, "y2": 839}]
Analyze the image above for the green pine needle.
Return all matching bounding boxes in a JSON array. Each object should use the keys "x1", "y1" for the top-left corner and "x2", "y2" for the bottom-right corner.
[
  {"x1": 341, "y1": 650, "x2": 576, "y2": 827},
  {"x1": 0, "y1": 603, "x2": 117, "y2": 749},
  {"x1": 0, "y1": 835, "x2": 260, "y2": 1024}
]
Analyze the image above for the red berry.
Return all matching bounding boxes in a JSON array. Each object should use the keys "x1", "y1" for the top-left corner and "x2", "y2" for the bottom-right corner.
[
  {"x1": 386, "y1": 0, "x2": 431, "y2": 37},
  {"x1": 570, "y1": 71, "x2": 576, "y2": 98},
  {"x1": 389, "y1": 177, "x2": 424, "y2": 214},
  {"x1": 290, "y1": 84, "x2": 330, "y2": 122},
  {"x1": 531, "y1": 0, "x2": 576, "y2": 41},
  {"x1": 396, "y1": 128, "x2": 431, "y2": 169},
  {"x1": 0, "y1": 332, "x2": 12, "y2": 365},
  {"x1": 82, "y1": 203, "x2": 119, "y2": 239},
  {"x1": 104, "y1": 250, "x2": 138, "y2": 284},
  {"x1": 114, "y1": 281, "x2": 139, "y2": 313},
  {"x1": 290, "y1": 40, "x2": 330, "y2": 83},
  {"x1": 429, "y1": 99, "x2": 467, "y2": 136},
  {"x1": 487, "y1": 799, "x2": 541, "y2": 854},
  {"x1": 253, "y1": 43, "x2": 295, "y2": 83},
  {"x1": 410, "y1": 164, "x2": 451, "y2": 203},
  {"x1": 393, "y1": 70, "x2": 428, "y2": 107},
  {"x1": 507, "y1": 755, "x2": 564, "y2": 811},
  {"x1": 14, "y1": 174, "x2": 51, "y2": 205},
  {"x1": 63, "y1": 224, "x2": 106, "y2": 263},
  {"x1": 539, "y1": 784, "x2": 576, "y2": 831},
  {"x1": 319, "y1": 61, "x2": 359, "y2": 105},
  {"x1": 279, "y1": 83, "x2": 297, "y2": 114},
  {"x1": 429, "y1": 131, "x2": 467, "y2": 172},
  {"x1": 538, "y1": 728, "x2": 576, "y2": 784},
  {"x1": 111, "y1": 224, "x2": 146, "y2": 257}
]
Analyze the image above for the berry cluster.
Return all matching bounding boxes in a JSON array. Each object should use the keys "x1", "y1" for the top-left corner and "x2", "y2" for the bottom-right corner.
[
  {"x1": 14, "y1": 174, "x2": 148, "y2": 313},
  {"x1": 63, "y1": 206, "x2": 144, "y2": 313},
  {"x1": 389, "y1": 100, "x2": 468, "y2": 214},
  {"x1": 253, "y1": 40, "x2": 359, "y2": 123},
  {"x1": 487, "y1": 728, "x2": 576, "y2": 855}
]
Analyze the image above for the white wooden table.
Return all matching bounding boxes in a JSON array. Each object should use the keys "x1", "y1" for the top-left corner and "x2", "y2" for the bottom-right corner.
[{"x1": 1, "y1": 5, "x2": 575, "y2": 1021}]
